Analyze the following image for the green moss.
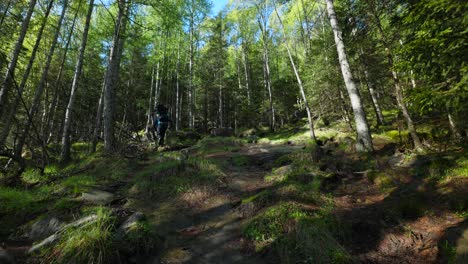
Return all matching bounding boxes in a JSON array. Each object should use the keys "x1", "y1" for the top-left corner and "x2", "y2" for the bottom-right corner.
[
  {"x1": 21, "y1": 168, "x2": 47, "y2": 184},
  {"x1": 367, "y1": 171, "x2": 396, "y2": 191}
]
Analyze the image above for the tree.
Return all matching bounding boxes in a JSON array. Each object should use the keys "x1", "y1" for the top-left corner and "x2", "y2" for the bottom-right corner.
[
  {"x1": 325, "y1": 0, "x2": 373, "y2": 152},
  {"x1": 103, "y1": 0, "x2": 130, "y2": 153},
  {"x1": 0, "y1": 0, "x2": 37, "y2": 118},
  {"x1": 60, "y1": 0, "x2": 95, "y2": 161}
]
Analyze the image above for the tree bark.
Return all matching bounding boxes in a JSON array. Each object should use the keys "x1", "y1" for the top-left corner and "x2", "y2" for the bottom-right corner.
[
  {"x1": 257, "y1": 12, "x2": 275, "y2": 132},
  {"x1": 11, "y1": 0, "x2": 61, "y2": 155},
  {"x1": 175, "y1": 32, "x2": 181, "y2": 131},
  {"x1": 103, "y1": 0, "x2": 128, "y2": 153},
  {"x1": 60, "y1": 0, "x2": 95, "y2": 161},
  {"x1": 274, "y1": 5, "x2": 316, "y2": 142},
  {"x1": 188, "y1": 0, "x2": 195, "y2": 129},
  {"x1": 325, "y1": 0, "x2": 374, "y2": 152},
  {"x1": 364, "y1": 69, "x2": 384, "y2": 126},
  {"x1": 91, "y1": 85, "x2": 104, "y2": 153},
  {"x1": 45, "y1": 1, "x2": 81, "y2": 144},
  {"x1": 0, "y1": 0, "x2": 37, "y2": 117}
]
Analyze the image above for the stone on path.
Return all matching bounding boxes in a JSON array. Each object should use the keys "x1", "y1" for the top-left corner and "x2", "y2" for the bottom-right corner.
[
  {"x1": 28, "y1": 217, "x2": 63, "y2": 241},
  {"x1": 118, "y1": 212, "x2": 145, "y2": 234},
  {"x1": 80, "y1": 189, "x2": 115, "y2": 205}
]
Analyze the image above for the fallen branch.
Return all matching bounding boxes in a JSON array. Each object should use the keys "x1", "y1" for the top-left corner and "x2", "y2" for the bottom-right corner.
[{"x1": 28, "y1": 214, "x2": 98, "y2": 254}]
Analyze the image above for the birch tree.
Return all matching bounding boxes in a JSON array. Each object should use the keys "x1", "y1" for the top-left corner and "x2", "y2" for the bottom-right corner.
[{"x1": 325, "y1": 0, "x2": 374, "y2": 152}]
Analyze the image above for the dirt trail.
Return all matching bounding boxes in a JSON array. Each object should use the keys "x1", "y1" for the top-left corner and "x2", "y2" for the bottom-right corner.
[
  {"x1": 139, "y1": 144, "x2": 302, "y2": 264},
  {"x1": 128, "y1": 143, "x2": 466, "y2": 264}
]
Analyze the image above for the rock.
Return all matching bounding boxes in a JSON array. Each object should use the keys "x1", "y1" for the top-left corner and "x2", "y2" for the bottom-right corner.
[
  {"x1": 28, "y1": 217, "x2": 63, "y2": 241},
  {"x1": 210, "y1": 128, "x2": 234, "y2": 137},
  {"x1": 118, "y1": 212, "x2": 145, "y2": 234},
  {"x1": 238, "y1": 202, "x2": 257, "y2": 218},
  {"x1": 0, "y1": 247, "x2": 14, "y2": 264},
  {"x1": 274, "y1": 165, "x2": 294, "y2": 176},
  {"x1": 239, "y1": 128, "x2": 257, "y2": 138},
  {"x1": 388, "y1": 153, "x2": 405, "y2": 168},
  {"x1": 80, "y1": 190, "x2": 115, "y2": 205}
]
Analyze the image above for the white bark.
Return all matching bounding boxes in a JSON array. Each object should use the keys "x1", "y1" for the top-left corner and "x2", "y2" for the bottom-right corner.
[
  {"x1": 60, "y1": 0, "x2": 95, "y2": 160},
  {"x1": 325, "y1": 0, "x2": 373, "y2": 152},
  {"x1": 274, "y1": 5, "x2": 316, "y2": 141}
]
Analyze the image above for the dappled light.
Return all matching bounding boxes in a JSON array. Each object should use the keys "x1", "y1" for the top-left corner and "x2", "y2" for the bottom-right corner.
[{"x1": 1, "y1": 0, "x2": 467, "y2": 263}]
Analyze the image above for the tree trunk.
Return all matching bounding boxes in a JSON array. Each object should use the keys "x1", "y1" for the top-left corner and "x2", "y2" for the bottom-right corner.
[
  {"x1": 241, "y1": 45, "x2": 251, "y2": 105},
  {"x1": 45, "y1": 1, "x2": 81, "y2": 143},
  {"x1": 325, "y1": 0, "x2": 373, "y2": 152},
  {"x1": 274, "y1": 5, "x2": 316, "y2": 142},
  {"x1": 0, "y1": 0, "x2": 11, "y2": 29},
  {"x1": 0, "y1": 0, "x2": 56, "y2": 148},
  {"x1": 369, "y1": 3, "x2": 423, "y2": 151},
  {"x1": 364, "y1": 69, "x2": 384, "y2": 126},
  {"x1": 145, "y1": 66, "x2": 155, "y2": 138},
  {"x1": 188, "y1": 0, "x2": 195, "y2": 129},
  {"x1": 175, "y1": 33, "x2": 181, "y2": 131},
  {"x1": 447, "y1": 110, "x2": 462, "y2": 141},
  {"x1": 12, "y1": 0, "x2": 61, "y2": 155},
  {"x1": 91, "y1": 85, "x2": 104, "y2": 153},
  {"x1": 257, "y1": 13, "x2": 275, "y2": 132},
  {"x1": 103, "y1": 0, "x2": 128, "y2": 153},
  {"x1": 59, "y1": 0, "x2": 95, "y2": 161},
  {"x1": 0, "y1": 0, "x2": 37, "y2": 117}
]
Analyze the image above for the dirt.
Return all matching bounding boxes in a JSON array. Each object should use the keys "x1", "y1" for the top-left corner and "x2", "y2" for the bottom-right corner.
[
  {"x1": 129, "y1": 144, "x2": 302, "y2": 264},
  {"x1": 134, "y1": 143, "x2": 466, "y2": 264},
  {"x1": 4, "y1": 143, "x2": 466, "y2": 263}
]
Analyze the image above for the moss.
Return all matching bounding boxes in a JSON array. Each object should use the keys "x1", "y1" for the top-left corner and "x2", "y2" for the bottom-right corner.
[
  {"x1": 21, "y1": 168, "x2": 47, "y2": 184},
  {"x1": 367, "y1": 171, "x2": 396, "y2": 191}
]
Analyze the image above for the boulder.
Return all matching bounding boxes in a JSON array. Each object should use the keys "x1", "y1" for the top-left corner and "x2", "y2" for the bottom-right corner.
[
  {"x1": 118, "y1": 212, "x2": 145, "y2": 234},
  {"x1": 28, "y1": 217, "x2": 63, "y2": 241},
  {"x1": 388, "y1": 153, "x2": 405, "y2": 168},
  {"x1": 210, "y1": 128, "x2": 234, "y2": 137},
  {"x1": 80, "y1": 190, "x2": 115, "y2": 205}
]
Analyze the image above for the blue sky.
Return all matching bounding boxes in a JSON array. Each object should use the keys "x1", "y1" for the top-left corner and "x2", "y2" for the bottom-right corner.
[{"x1": 211, "y1": 0, "x2": 229, "y2": 15}]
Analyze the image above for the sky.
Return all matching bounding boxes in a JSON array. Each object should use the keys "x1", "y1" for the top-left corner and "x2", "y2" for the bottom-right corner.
[{"x1": 211, "y1": 0, "x2": 229, "y2": 15}]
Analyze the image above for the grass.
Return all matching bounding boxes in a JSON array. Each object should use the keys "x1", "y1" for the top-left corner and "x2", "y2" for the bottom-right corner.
[
  {"x1": 42, "y1": 207, "x2": 116, "y2": 264},
  {"x1": 194, "y1": 137, "x2": 244, "y2": 154},
  {"x1": 61, "y1": 174, "x2": 97, "y2": 194},
  {"x1": 243, "y1": 202, "x2": 352, "y2": 263},
  {"x1": 0, "y1": 186, "x2": 41, "y2": 215},
  {"x1": 130, "y1": 154, "x2": 224, "y2": 200}
]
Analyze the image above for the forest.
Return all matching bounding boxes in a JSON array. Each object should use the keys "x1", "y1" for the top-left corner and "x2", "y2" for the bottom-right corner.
[{"x1": 0, "y1": 0, "x2": 467, "y2": 263}]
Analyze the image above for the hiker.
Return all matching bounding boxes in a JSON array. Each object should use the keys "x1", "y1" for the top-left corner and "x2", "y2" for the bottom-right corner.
[{"x1": 154, "y1": 104, "x2": 171, "y2": 147}]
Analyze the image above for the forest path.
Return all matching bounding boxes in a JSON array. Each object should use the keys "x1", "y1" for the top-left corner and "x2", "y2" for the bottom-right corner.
[{"x1": 139, "y1": 144, "x2": 303, "y2": 264}]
